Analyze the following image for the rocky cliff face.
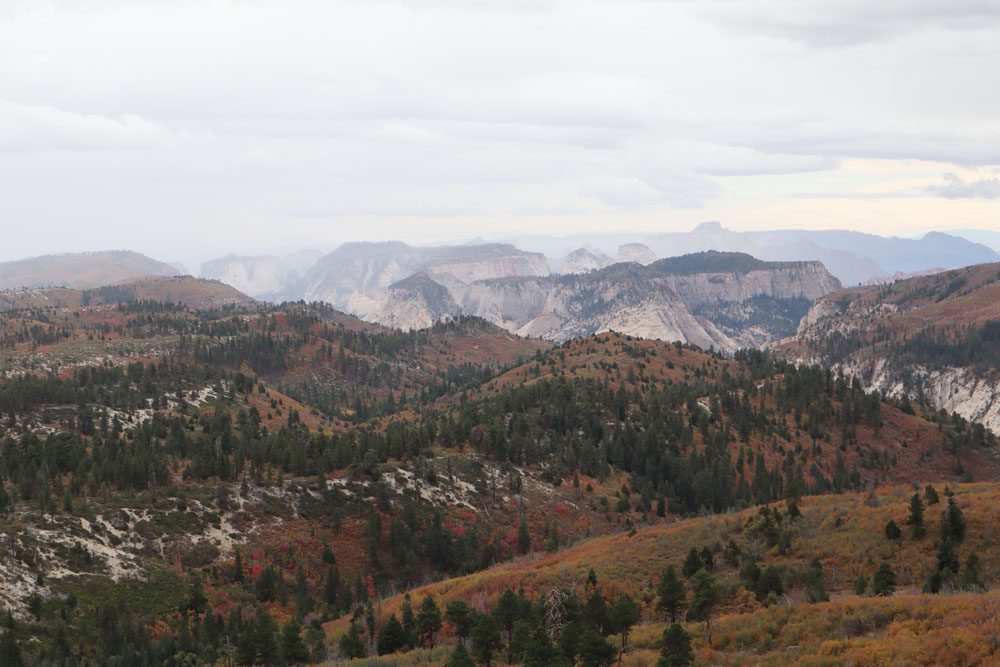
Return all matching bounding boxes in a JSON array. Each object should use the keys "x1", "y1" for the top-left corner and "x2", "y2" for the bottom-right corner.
[
  {"x1": 299, "y1": 242, "x2": 549, "y2": 319},
  {"x1": 789, "y1": 262, "x2": 1000, "y2": 433},
  {"x1": 200, "y1": 251, "x2": 322, "y2": 299},
  {"x1": 375, "y1": 252, "x2": 840, "y2": 351}
]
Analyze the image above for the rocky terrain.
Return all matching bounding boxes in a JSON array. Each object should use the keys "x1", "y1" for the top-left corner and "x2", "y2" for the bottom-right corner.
[
  {"x1": 295, "y1": 242, "x2": 550, "y2": 320},
  {"x1": 375, "y1": 251, "x2": 840, "y2": 351},
  {"x1": 788, "y1": 261, "x2": 1000, "y2": 432}
]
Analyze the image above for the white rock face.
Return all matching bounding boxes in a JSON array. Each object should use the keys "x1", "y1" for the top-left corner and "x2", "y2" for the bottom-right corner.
[
  {"x1": 200, "y1": 255, "x2": 285, "y2": 297},
  {"x1": 826, "y1": 357, "x2": 1000, "y2": 435},
  {"x1": 300, "y1": 242, "x2": 549, "y2": 321},
  {"x1": 794, "y1": 285, "x2": 1000, "y2": 433},
  {"x1": 616, "y1": 243, "x2": 657, "y2": 265},
  {"x1": 561, "y1": 248, "x2": 613, "y2": 274},
  {"x1": 200, "y1": 251, "x2": 322, "y2": 299}
]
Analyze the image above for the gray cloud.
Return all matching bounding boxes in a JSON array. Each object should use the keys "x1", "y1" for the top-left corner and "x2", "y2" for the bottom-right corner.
[
  {"x1": 0, "y1": 0, "x2": 998, "y2": 264},
  {"x1": 928, "y1": 173, "x2": 1000, "y2": 199}
]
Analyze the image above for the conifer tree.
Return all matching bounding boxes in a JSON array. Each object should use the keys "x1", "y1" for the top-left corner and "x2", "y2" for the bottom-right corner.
[
  {"x1": 681, "y1": 548, "x2": 703, "y2": 577},
  {"x1": 686, "y1": 569, "x2": 721, "y2": 646},
  {"x1": 658, "y1": 623, "x2": 693, "y2": 667},
  {"x1": 416, "y1": 595, "x2": 443, "y2": 648},
  {"x1": 871, "y1": 563, "x2": 897, "y2": 596},
  {"x1": 906, "y1": 493, "x2": 926, "y2": 538},
  {"x1": 657, "y1": 565, "x2": 687, "y2": 623}
]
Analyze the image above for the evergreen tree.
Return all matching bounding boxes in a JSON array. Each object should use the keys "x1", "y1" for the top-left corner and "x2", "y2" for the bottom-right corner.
[
  {"x1": 577, "y1": 626, "x2": 616, "y2": 667},
  {"x1": 376, "y1": 615, "x2": 407, "y2": 655},
  {"x1": 686, "y1": 569, "x2": 721, "y2": 646},
  {"x1": 471, "y1": 614, "x2": 501, "y2": 667},
  {"x1": 853, "y1": 573, "x2": 869, "y2": 596},
  {"x1": 925, "y1": 484, "x2": 940, "y2": 505},
  {"x1": 446, "y1": 642, "x2": 476, "y2": 667},
  {"x1": 517, "y1": 515, "x2": 532, "y2": 554},
  {"x1": 416, "y1": 595, "x2": 443, "y2": 648},
  {"x1": 657, "y1": 623, "x2": 693, "y2": 667},
  {"x1": 960, "y1": 552, "x2": 984, "y2": 591},
  {"x1": 401, "y1": 593, "x2": 416, "y2": 648},
  {"x1": 445, "y1": 600, "x2": 475, "y2": 643},
  {"x1": 0, "y1": 629, "x2": 24, "y2": 667},
  {"x1": 524, "y1": 624, "x2": 564, "y2": 667},
  {"x1": 805, "y1": 559, "x2": 829, "y2": 603},
  {"x1": 338, "y1": 620, "x2": 367, "y2": 659},
  {"x1": 906, "y1": 493, "x2": 926, "y2": 538},
  {"x1": 944, "y1": 497, "x2": 966, "y2": 544},
  {"x1": 681, "y1": 548, "x2": 703, "y2": 578},
  {"x1": 884, "y1": 519, "x2": 902, "y2": 540},
  {"x1": 936, "y1": 535, "x2": 960, "y2": 574},
  {"x1": 755, "y1": 565, "x2": 784, "y2": 603},
  {"x1": 871, "y1": 563, "x2": 897, "y2": 596},
  {"x1": 610, "y1": 594, "x2": 639, "y2": 655},
  {"x1": 279, "y1": 619, "x2": 310, "y2": 665}
]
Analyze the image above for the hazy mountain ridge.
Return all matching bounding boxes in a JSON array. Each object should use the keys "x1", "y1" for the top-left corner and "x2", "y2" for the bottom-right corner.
[
  {"x1": 0, "y1": 250, "x2": 182, "y2": 290},
  {"x1": 0, "y1": 275, "x2": 253, "y2": 311},
  {"x1": 199, "y1": 250, "x2": 322, "y2": 298},
  {"x1": 376, "y1": 251, "x2": 841, "y2": 351},
  {"x1": 297, "y1": 241, "x2": 550, "y2": 318}
]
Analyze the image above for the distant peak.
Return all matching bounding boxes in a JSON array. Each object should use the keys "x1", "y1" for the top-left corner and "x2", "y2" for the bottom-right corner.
[{"x1": 693, "y1": 221, "x2": 726, "y2": 233}]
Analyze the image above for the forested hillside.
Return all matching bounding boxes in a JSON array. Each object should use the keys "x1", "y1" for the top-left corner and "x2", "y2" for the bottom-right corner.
[{"x1": 0, "y1": 296, "x2": 997, "y2": 666}]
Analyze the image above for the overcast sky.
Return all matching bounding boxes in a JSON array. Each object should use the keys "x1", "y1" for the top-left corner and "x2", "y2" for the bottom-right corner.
[{"x1": 1, "y1": 0, "x2": 999, "y2": 267}]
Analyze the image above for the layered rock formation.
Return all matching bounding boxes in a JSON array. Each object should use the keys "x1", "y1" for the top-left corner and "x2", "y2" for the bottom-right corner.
[{"x1": 375, "y1": 251, "x2": 841, "y2": 351}]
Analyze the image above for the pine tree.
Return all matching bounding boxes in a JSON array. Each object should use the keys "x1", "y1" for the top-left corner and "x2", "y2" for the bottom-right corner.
[
  {"x1": 279, "y1": 619, "x2": 310, "y2": 665},
  {"x1": 577, "y1": 625, "x2": 616, "y2": 667},
  {"x1": 416, "y1": 595, "x2": 443, "y2": 648},
  {"x1": 657, "y1": 623, "x2": 693, "y2": 667},
  {"x1": 805, "y1": 559, "x2": 829, "y2": 603},
  {"x1": 524, "y1": 624, "x2": 564, "y2": 667},
  {"x1": 471, "y1": 614, "x2": 501, "y2": 667},
  {"x1": 884, "y1": 519, "x2": 902, "y2": 540},
  {"x1": 906, "y1": 493, "x2": 926, "y2": 538},
  {"x1": 944, "y1": 497, "x2": 966, "y2": 543},
  {"x1": 0, "y1": 628, "x2": 24, "y2": 667},
  {"x1": 446, "y1": 642, "x2": 476, "y2": 667},
  {"x1": 686, "y1": 569, "x2": 721, "y2": 646},
  {"x1": 925, "y1": 484, "x2": 940, "y2": 505},
  {"x1": 376, "y1": 615, "x2": 407, "y2": 655},
  {"x1": 445, "y1": 600, "x2": 475, "y2": 643},
  {"x1": 338, "y1": 620, "x2": 367, "y2": 659},
  {"x1": 854, "y1": 573, "x2": 869, "y2": 596},
  {"x1": 871, "y1": 563, "x2": 897, "y2": 596},
  {"x1": 936, "y1": 535, "x2": 960, "y2": 574},
  {"x1": 611, "y1": 594, "x2": 639, "y2": 655},
  {"x1": 681, "y1": 548, "x2": 703, "y2": 577},
  {"x1": 401, "y1": 593, "x2": 416, "y2": 648},
  {"x1": 517, "y1": 515, "x2": 531, "y2": 554},
  {"x1": 960, "y1": 552, "x2": 984, "y2": 591}
]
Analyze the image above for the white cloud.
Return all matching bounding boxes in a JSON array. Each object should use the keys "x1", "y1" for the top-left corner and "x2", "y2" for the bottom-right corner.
[
  {"x1": 0, "y1": 101, "x2": 204, "y2": 154},
  {"x1": 928, "y1": 172, "x2": 1000, "y2": 199},
  {"x1": 0, "y1": 0, "x2": 997, "y2": 264}
]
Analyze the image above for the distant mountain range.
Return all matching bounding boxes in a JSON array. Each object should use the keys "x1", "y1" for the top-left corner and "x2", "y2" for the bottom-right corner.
[
  {"x1": 375, "y1": 251, "x2": 840, "y2": 351},
  {"x1": 0, "y1": 250, "x2": 180, "y2": 290}
]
